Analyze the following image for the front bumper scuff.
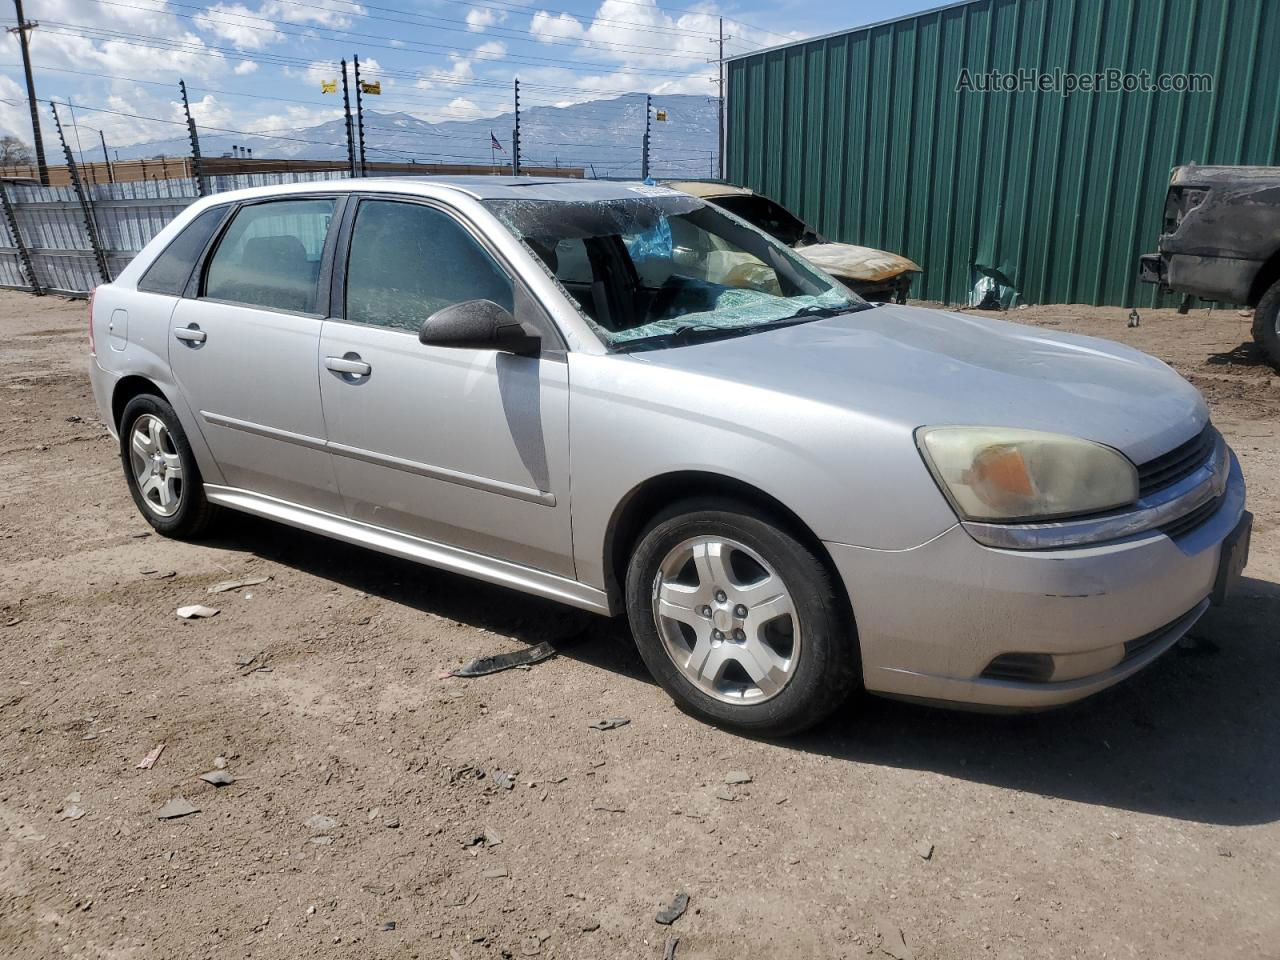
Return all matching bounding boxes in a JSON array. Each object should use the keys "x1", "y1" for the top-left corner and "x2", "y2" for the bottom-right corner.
[{"x1": 826, "y1": 456, "x2": 1245, "y2": 710}]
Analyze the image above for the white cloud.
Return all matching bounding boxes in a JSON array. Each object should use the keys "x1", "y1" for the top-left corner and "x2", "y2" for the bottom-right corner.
[
  {"x1": 530, "y1": 11, "x2": 585, "y2": 43},
  {"x1": 466, "y1": 8, "x2": 507, "y2": 32},
  {"x1": 194, "y1": 3, "x2": 282, "y2": 51},
  {"x1": 234, "y1": 60, "x2": 259, "y2": 75},
  {"x1": 473, "y1": 41, "x2": 507, "y2": 61}
]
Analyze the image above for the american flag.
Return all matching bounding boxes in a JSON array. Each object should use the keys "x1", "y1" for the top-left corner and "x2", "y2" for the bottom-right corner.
[{"x1": 490, "y1": 131, "x2": 506, "y2": 154}]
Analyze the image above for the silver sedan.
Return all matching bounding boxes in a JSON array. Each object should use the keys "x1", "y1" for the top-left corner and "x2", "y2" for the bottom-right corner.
[{"x1": 87, "y1": 177, "x2": 1251, "y2": 735}]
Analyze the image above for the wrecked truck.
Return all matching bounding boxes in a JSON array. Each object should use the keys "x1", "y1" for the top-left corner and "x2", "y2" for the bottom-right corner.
[
  {"x1": 1139, "y1": 164, "x2": 1280, "y2": 366},
  {"x1": 666, "y1": 181, "x2": 921, "y2": 303}
]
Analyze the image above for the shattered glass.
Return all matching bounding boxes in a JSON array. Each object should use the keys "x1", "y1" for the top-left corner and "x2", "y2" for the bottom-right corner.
[{"x1": 484, "y1": 196, "x2": 865, "y2": 350}]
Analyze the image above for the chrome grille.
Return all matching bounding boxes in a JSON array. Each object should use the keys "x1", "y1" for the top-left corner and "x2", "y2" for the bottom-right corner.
[
  {"x1": 1137, "y1": 424, "x2": 1217, "y2": 498},
  {"x1": 1160, "y1": 494, "x2": 1222, "y2": 539}
]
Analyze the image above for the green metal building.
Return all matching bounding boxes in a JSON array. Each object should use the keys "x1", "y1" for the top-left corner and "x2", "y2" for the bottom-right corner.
[{"x1": 725, "y1": 0, "x2": 1280, "y2": 307}]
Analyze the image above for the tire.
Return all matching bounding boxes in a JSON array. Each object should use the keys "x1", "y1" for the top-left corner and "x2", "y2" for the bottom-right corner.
[
  {"x1": 624, "y1": 497, "x2": 860, "y2": 737},
  {"x1": 119, "y1": 393, "x2": 217, "y2": 538},
  {"x1": 1252, "y1": 279, "x2": 1280, "y2": 370}
]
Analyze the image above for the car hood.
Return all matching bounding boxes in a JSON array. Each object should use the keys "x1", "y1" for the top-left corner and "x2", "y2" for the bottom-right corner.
[
  {"x1": 632, "y1": 304, "x2": 1208, "y2": 465},
  {"x1": 795, "y1": 242, "x2": 921, "y2": 281}
]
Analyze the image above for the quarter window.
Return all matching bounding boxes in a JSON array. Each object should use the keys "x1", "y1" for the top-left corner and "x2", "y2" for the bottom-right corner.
[
  {"x1": 138, "y1": 206, "x2": 229, "y2": 296},
  {"x1": 345, "y1": 200, "x2": 514, "y2": 331},
  {"x1": 204, "y1": 198, "x2": 335, "y2": 313}
]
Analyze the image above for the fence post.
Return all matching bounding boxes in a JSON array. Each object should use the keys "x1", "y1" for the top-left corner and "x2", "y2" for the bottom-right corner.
[
  {"x1": 52, "y1": 101, "x2": 111, "y2": 284},
  {"x1": 0, "y1": 178, "x2": 44, "y2": 295},
  {"x1": 180, "y1": 80, "x2": 208, "y2": 197},
  {"x1": 512, "y1": 79, "x2": 521, "y2": 176}
]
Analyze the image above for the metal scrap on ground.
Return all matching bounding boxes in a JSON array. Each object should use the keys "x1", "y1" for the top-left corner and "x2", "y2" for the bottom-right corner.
[
  {"x1": 156, "y1": 797, "x2": 200, "y2": 819},
  {"x1": 655, "y1": 891, "x2": 689, "y2": 925},
  {"x1": 588, "y1": 718, "x2": 630, "y2": 731},
  {"x1": 450, "y1": 640, "x2": 559, "y2": 677},
  {"x1": 208, "y1": 575, "x2": 270, "y2": 594}
]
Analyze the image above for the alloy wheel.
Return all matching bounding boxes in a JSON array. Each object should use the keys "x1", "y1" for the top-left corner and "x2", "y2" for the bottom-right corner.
[
  {"x1": 128, "y1": 414, "x2": 184, "y2": 518},
  {"x1": 651, "y1": 535, "x2": 800, "y2": 704}
]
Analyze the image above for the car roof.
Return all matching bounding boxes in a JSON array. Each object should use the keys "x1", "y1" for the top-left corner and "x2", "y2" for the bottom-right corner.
[{"x1": 217, "y1": 176, "x2": 689, "y2": 203}]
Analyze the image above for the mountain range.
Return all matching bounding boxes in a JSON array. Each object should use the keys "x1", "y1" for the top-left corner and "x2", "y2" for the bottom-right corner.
[{"x1": 108, "y1": 93, "x2": 720, "y2": 180}]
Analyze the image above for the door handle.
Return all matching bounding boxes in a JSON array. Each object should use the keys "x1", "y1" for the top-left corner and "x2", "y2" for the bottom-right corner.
[
  {"x1": 325, "y1": 355, "x2": 371, "y2": 376},
  {"x1": 173, "y1": 326, "x2": 206, "y2": 343}
]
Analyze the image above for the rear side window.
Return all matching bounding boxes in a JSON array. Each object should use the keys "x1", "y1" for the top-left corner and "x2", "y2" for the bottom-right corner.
[
  {"x1": 137, "y1": 206, "x2": 229, "y2": 296},
  {"x1": 345, "y1": 200, "x2": 513, "y2": 331},
  {"x1": 204, "y1": 198, "x2": 336, "y2": 314}
]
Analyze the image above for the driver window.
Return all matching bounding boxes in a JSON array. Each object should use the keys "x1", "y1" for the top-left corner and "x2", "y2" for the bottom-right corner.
[{"x1": 346, "y1": 200, "x2": 514, "y2": 331}]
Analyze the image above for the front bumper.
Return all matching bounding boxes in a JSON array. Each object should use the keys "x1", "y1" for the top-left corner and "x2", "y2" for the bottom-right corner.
[{"x1": 826, "y1": 454, "x2": 1247, "y2": 710}]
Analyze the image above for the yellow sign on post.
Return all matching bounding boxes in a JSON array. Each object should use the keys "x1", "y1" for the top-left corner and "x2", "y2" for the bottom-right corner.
[
  {"x1": 360, "y1": 81, "x2": 381, "y2": 95},
  {"x1": 655, "y1": 109, "x2": 668, "y2": 122},
  {"x1": 320, "y1": 80, "x2": 337, "y2": 94}
]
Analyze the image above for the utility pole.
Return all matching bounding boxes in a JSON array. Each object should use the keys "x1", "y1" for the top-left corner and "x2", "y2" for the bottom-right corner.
[
  {"x1": 9, "y1": 0, "x2": 49, "y2": 185},
  {"x1": 179, "y1": 79, "x2": 206, "y2": 197},
  {"x1": 340, "y1": 59, "x2": 356, "y2": 177},
  {"x1": 512, "y1": 79, "x2": 521, "y2": 176},
  {"x1": 713, "y1": 17, "x2": 726, "y2": 181},
  {"x1": 641, "y1": 94, "x2": 651, "y2": 181},
  {"x1": 352, "y1": 55, "x2": 367, "y2": 176}
]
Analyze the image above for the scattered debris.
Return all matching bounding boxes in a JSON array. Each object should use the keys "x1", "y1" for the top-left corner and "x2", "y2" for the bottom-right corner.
[
  {"x1": 198, "y1": 770, "x2": 235, "y2": 787},
  {"x1": 305, "y1": 814, "x2": 340, "y2": 832},
  {"x1": 213, "y1": 756, "x2": 228, "y2": 769},
  {"x1": 382, "y1": 817, "x2": 400, "y2": 829},
  {"x1": 655, "y1": 891, "x2": 689, "y2": 925},
  {"x1": 3, "y1": 617, "x2": 22, "y2": 627},
  {"x1": 878, "y1": 919, "x2": 914, "y2": 960},
  {"x1": 451, "y1": 640, "x2": 559, "y2": 677},
  {"x1": 1128, "y1": 308, "x2": 1142, "y2": 328},
  {"x1": 482, "y1": 866, "x2": 508, "y2": 879},
  {"x1": 208, "y1": 575, "x2": 270, "y2": 594},
  {"x1": 493, "y1": 769, "x2": 518, "y2": 791},
  {"x1": 724, "y1": 771, "x2": 752, "y2": 785},
  {"x1": 914, "y1": 841, "x2": 934, "y2": 861},
  {"x1": 713, "y1": 787, "x2": 737, "y2": 802},
  {"x1": 588, "y1": 718, "x2": 630, "y2": 731},
  {"x1": 135, "y1": 743, "x2": 166, "y2": 769},
  {"x1": 1216, "y1": 846, "x2": 1233, "y2": 858},
  {"x1": 156, "y1": 797, "x2": 200, "y2": 820},
  {"x1": 60, "y1": 803, "x2": 86, "y2": 821},
  {"x1": 663, "y1": 936, "x2": 680, "y2": 960},
  {"x1": 581, "y1": 921, "x2": 600, "y2": 932},
  {"x1": 308, "y1": 836, "x2": 336, "y2": 845},
  {"x1": 591, "y1": 803, "x2": 625, "y2": 813},
  {"x1": 175, "y1": 604, "x2": 219, "y2": 619},
  {"x1": 379, "y1": 921, "x2": 397, "y2": 932}
]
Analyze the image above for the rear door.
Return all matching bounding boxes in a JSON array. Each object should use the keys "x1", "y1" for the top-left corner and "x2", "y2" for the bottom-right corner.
[
  {"x1": 317, "y1": 196, "x2": 573, "y2": 576},
  {"x1": 169, "y1": 195, "x2": 344, "y2": 512}
]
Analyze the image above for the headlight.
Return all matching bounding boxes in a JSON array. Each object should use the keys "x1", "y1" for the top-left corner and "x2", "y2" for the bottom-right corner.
[{"x1": 916, "y1": 427, "x2": 1138, "y2": 522}]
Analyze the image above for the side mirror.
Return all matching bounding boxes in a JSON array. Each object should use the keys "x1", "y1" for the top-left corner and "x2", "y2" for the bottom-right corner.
[{"x1": 418, "y1": 299, "x2": 541, "y2": 356}]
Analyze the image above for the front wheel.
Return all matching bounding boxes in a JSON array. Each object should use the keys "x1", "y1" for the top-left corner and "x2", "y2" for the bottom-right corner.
[
  {"x1": 624, "y1": 498, "x2": 859, "y2": 736},
  {"x1": 1252, "y1": 278, "x2": 1280, "y2": 369},
  {"x1": 119, "y1": 393, "x2": 217, "y2": 538}
]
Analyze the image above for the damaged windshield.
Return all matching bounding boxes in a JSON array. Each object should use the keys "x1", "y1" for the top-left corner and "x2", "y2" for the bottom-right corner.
[{"x1": 483, "y1": 192, "x2": 867, "y2": 351}]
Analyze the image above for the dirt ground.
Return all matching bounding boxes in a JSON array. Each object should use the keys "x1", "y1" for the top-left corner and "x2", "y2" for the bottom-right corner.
[{"x1": 1, "y1": 289, "x2": 1277, "y2": 960}]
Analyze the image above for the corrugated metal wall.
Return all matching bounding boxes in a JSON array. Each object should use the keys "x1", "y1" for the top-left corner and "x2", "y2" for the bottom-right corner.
[{"x1": 726, "y1": 0, "x2": 1280, "y2": 307}]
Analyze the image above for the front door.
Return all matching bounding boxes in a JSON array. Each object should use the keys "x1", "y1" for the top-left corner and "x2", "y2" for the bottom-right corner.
[
  {"x1": 169, "y1": 196, "x2": 343, "y2": 512},
  {"x1": 317, "y1": 197, "x2": 573, "y2": 577}
]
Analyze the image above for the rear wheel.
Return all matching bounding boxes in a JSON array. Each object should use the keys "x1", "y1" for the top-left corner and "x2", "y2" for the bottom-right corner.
[
  {"x1": 625, "y1": 498, "x2": 859, "y2": 736},
  {"x1": 1252, "y1": 278, "x2": 1280, "y2": 369},
  {"x1": 119, "y1": 394, "x2": 217, "y2": 538}
]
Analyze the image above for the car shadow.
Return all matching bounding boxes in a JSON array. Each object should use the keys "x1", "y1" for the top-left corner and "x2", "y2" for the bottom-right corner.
[
  {"x1": 205, "y1": 512, "x2": 1280, "y2": 827},
  {"x1": 1207, "y1": 340, "x2": 1273, "y2": 368}
]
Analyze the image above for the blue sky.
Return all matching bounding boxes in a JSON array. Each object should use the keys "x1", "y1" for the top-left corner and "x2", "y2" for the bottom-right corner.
[{"x1": 0, "y1": 0, "x2": 944, "y2": 157}]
